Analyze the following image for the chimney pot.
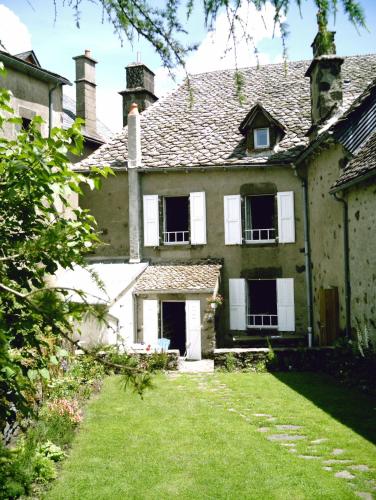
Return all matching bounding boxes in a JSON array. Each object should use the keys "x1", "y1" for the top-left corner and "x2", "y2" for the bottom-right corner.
[
  {"x1": 85, "y1": 49, "x2": 91, "y2": 58},
  {"x1": 129, "y1": 103, "x2": 139, "y2": 115},
  {"x1": 73, "y1": 50, "x2": 97, "y2": 137}
]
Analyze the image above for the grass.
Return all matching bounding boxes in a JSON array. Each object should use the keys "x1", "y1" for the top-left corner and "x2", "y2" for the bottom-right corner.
[{"x1": 46, "y1": 372, "x2": 376, "y2": 499}]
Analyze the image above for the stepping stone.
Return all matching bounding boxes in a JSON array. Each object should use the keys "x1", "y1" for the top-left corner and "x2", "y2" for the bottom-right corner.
[
  {"x1": 267, "y1": 434, "x2": 306, "y2": 442},
  {"x1": 332, "y1": 448, "x2": 345, "y2": 455},
  {"x1": 280, "y1": 443, "x2": 296, "y2": 447},
  {"x1": 323, "y1": 466, "x2": 332, "y2": 471},
  {"x1": 228, "y1": 408, "x2": 236, "y2": 412},
  {"x1": 323, "y1": 459, "x2": 352, "y2": 465},
  {"x1": 335, "y1": 471, "x2": 355, "y2": 479},
  {"x1": 350, "y1": 465, "x2": 370, "y2": 472},
  {"x1": 267, "y1": 417, "x2": 277, "y2": 422},
  {"x1": 311, "y1": 438, "x2": 328, "y2": 444},
  {"x1": 355, "y1": 493, "x2": 373, "y2": 500},
  {"x1": 276, "y1": 425, "x2": 302, "y2": 430},
  {"x1": 258, "y1": 427, "x2": 270, "y2": 433},
  {"x1": 289, "y1": 448, "x2": 297, "y2": 453},
  {"x1": 298, "y1": 455, "x2": 320, "y2": 460},
  {"x1": 253, "y1": 413, "x2": 273, "y2": 418}
]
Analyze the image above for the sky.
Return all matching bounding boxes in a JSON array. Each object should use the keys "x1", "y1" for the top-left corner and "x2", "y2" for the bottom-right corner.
[{"x1": 0, "y1": 0, "x2": 375, "y2": 132}]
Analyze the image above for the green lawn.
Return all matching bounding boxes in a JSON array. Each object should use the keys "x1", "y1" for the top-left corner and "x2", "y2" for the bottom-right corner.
[{"x1": 46, "y1": 372, "x2": 376, "y2": 499}]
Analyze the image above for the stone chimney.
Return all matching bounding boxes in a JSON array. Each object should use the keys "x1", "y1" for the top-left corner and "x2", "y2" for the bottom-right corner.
[
  {"x1": 73, "y1": 49, "x2": 97, "y2": 136},
  {"x1": 305, "y1": 31, "x2": 344, "y2": 131},
  {"x1": 119, "y1": 61, "x2": 158, "y2": 127},
  {"x1": 127, "y1": 103, "x2": 142, "y2": 263}
]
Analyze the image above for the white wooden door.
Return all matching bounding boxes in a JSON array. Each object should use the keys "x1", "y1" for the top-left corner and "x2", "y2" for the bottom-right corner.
[
  {"x1": 185, "y1": 300, "x2": 201, "y2": 360},
  {"x1": 142, "y1": 299, "x2": 159, "y2": 346},
  {"x1": 277, "y1": 278, "x2": 295, "y2": 332}
]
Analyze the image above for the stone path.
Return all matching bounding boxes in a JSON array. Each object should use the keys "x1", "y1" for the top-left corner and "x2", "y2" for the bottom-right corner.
[
  {"x1": 180, "y1": 372, "x2": 376, "y2": 500},
  {"x1": 178, "y1": 358, "x2": 214, "y2": 373}
]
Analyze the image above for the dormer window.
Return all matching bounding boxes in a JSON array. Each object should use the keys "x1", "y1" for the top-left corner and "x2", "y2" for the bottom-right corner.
[
  {"x1": 239, "y1": 103, "x2": 286, "y2": 153},
  {"x1": 254, "y1": 128, "x2": 270, "y2": 149}
]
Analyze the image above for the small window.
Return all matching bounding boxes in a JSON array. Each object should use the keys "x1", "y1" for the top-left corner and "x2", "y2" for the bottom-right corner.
[
  {"x1": 163, "y1": 196, "x2": 189, "y2": 244},
  {"x1": 21, "y1": 117, "x2": 32, "y2": 130},
  {"x1": 245, "y1": 194, "x2": 276, "y2": 243},
  {"x1": 253, "y1": 127, "x2": 270, "y2": 149},
  {"x1": 247, "y1": 280, "x2": 278, "y2": 329}
]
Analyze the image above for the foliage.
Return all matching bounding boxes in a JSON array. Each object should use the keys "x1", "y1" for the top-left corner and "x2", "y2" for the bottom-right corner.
[
  {"x1": 62, "y1": 0, "x2": 366, "y2": 74},
  {"x1": 0, "y1": 76, "x2": 152, "y2": 439},
  {"x1": 355, "y1": 324, "x2": 376, "y2": 357},
  {"x1": 37, "y1": 441, "x2": 66, "y2": 462}
]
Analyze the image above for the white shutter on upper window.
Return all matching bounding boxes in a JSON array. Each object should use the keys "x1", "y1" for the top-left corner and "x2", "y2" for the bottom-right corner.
[
  {"x1": 277, "y1": 278, "x2": 295, "y2": 332},
  {"x1": 190, "y1": 192, "x2": 207, "y2": 245},
  {"x1": 143, "y1": 195, "x2": 159, "y2": 247},
  {"x1": 224, "y1": 195, "x2": 242, "y2": 245},
  {"x1": 229, "y1": 278, "x2": 247, "y2": 331},
  {"x1": 277, "y1": 191, "x2": 295, "y2": 243}
]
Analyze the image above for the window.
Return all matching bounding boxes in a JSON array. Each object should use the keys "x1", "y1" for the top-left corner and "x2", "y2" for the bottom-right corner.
[
  {"x1": 229, "y1": 278, "x2": 295, "y2": 332},
  {"x1": 224, "y1": 191, "x2": 295, "y2": 245},
  {"x1": 21, "y1": 117, "x2": 32, "y2": 130},
  {"x1": 143, "y1": 192, "x2": 206, "y2": 247},
  {"x1": 245, "y1": 195, "x2": 276, "y2": 243},
  {"x1": 247, "y1": 280, "x2": 278, "y2": 329},
  {"x1": 253, "y1": 127, "x2": 270, "y2": 149},
  {"x1": 163, "y1": 196, "x2": 189, "y2": 244}
]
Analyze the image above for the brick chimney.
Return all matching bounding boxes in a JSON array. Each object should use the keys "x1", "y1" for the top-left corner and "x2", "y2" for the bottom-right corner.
[
  {"x1": 73, "y1": 49, "x2": 97, "y2": 136},
  {"x1": 119, "y1": 61, "x2": 158, "y2": 127},
  {"x1": 127, "y1": 103, "x2": 142, "y2": 263},
  {"x1": 305, "y1": 31, "x2": 344, "y2": 132}
]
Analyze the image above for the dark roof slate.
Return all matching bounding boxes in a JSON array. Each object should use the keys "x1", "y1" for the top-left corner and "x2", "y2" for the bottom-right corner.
[
  {"x1": 63, "y1": 94, "x2": 112, "y2": 143},
  {"x1": 134, "y1": 262, "x2": 221, "y2": 293},
  {"x1": 79, "y1": 54, "x2": 376, "y2": 170},
  {"x1": 334, "y1": 131, "x2": 376, "y2": 188}
]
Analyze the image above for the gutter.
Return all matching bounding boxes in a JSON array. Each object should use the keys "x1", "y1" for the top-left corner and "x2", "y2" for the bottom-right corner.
[
  {"x1": 332, "y1": 192, "x2": 351, "y2": 338},
  {"x1": 48, "y1": 82, "x2": 60, "y2": 137},
  {"x1": 292, "y1": 164, "x2": 314, "y2": 347}
]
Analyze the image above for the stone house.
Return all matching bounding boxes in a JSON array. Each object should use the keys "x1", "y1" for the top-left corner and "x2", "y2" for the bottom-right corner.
[
  {"x1": 0, "y1": 48, "x2": 111, "y2": 153},
  {"x1": 76, "y1": 31, "x2": 376, "y2": 358}
]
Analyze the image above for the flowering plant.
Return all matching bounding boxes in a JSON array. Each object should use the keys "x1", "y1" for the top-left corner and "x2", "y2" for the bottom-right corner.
[
  {"x1": 46, "y1": 398, "x2": 82, "y2": 425},
  {"x1": 207, "y1": 294, "x2": 224, "y2": 307}
]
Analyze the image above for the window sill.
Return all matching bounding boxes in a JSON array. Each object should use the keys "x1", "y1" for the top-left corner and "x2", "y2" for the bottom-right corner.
[{"x1": 243, "y1": 240, "x2": 277, "y2": 248}]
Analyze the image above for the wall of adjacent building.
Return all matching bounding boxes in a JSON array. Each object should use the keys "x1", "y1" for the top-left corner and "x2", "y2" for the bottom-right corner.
[
  {"x1": 347, "y1": 179, "x2": 376, "y2": 335},
  {"x1": 0, "y1": 67, "x2": 63, "y2": 138},
  {"x1": 305, "y1": 143, "x2": 346, "y2": 338}
]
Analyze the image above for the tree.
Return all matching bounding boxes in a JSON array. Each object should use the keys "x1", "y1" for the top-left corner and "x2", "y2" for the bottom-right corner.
[
  {"x1": 63, "y1": 0, "x2": 366, "y2": 71},
  {"x1": 0, "y1": 66, "x2": 151, "y2": 435}
]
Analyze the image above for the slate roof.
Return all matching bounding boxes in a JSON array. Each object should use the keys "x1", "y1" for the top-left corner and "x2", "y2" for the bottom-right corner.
[
  {"x1": 334, "y1": 131, "x2": 376, "y2": 188},
  {"x1": 63, "y1": 94, "x2": 112, "y2": 143},
  {"x1": 134, "y1": 262, "x2": 222, "y2": 293},
  {"x1": 79, "y1": 54, "x2": 376, "y2": 170}
]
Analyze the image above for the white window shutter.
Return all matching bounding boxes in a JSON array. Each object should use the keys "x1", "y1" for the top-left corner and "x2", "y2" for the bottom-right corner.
[
  {"x1": 185, "y1": 300, "x2": 202, "y2": 360},
  {"x1": 190, "y1": 192, "x2": 207, "y2": 245},
  {"x1": 142, "y1": 299, "x2": 159, "y2": 346},
  {"x1": 229, "y1": 279, "x2": 247, "y2": 330},
  {"x1": 277, "y1": 191, "x2": 295, "y2": 243},
  {"x1": 143, "y1": 195, "x2": 159, "y2": 246},
  {"x1": 224, "y1": 195, "x2": 242, "y2": 245},
  {"x1": 277, "y1": 278, "x2": 295, "y2": 332}
]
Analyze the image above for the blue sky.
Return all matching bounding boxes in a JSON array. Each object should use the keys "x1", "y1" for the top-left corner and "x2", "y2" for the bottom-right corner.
[{"x1": 1, "y1": 0, "x2": 375, "y2": 131}]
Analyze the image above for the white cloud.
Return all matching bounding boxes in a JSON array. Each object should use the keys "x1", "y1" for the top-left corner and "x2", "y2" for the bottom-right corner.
[
  {"x1": 154, "y1": 1, "x2": 284, "y2": 97},
  {"x1": 0, "y1": 4, "x2": 32, "y2": 54}
]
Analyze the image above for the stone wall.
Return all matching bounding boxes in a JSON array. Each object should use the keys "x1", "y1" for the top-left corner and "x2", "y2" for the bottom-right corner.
[
  {"x1": 347, "y1": 179, "x2": 376, "y2": 336},
  {"x1": 212, "y1": 347, "x2": 376, "y2": 395}
]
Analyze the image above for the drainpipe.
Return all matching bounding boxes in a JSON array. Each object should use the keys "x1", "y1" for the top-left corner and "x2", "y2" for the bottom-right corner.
[
  {"x1": 293, "y1": 166, "x2": 314, "y2": 347},
  {"x1": 48, "y1": 82, "x2": 60, "y2": 137},
  {"x1": 332, "y1": 192, "x2": 351, "y2": 338}
]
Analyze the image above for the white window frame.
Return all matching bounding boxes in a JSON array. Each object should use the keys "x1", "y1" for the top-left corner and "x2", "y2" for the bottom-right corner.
[
  {"x1": 244, "y1": 194, "x2": 276, "y2": 244},
  {"x1": 253, "y1": 127, "x2": 270, "y2": 149}
]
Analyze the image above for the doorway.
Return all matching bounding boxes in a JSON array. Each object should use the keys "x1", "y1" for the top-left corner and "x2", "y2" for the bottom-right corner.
[{"x1": 162, "y1": 302, "x2": 186, "y2": 355}]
